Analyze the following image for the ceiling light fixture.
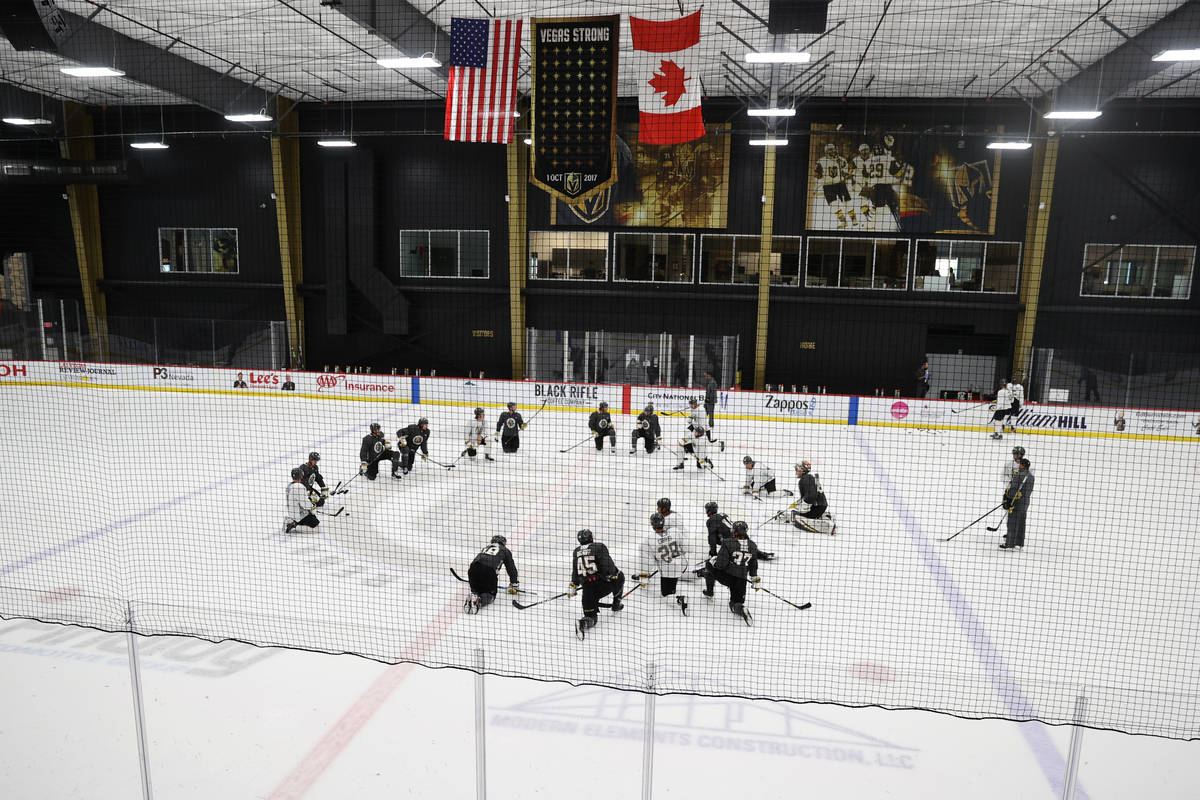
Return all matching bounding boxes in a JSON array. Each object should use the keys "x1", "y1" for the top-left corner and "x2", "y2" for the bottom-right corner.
[
  {"x1": 1043, "y1": 110, "x2": 1102, "y2": 120},
  {"x1": 60, "y1": 66, "x2": 125, "y2": 78},
  {"x1": 3, "y1": 117, "x2": 52, "y2": 126},
  {"x1": 224, "y1": 110, "x2": 273, "y2": 123},
  {"x1": 130, "y1": 141, "x2": 169, "y2": 150},
  {"x1": 523, "y1": 138, "x2": 532, "y2": 145},
  {"x1": 747, "y1": 108, "x2": 796, "y2": 117},
  {"x1": 317, "y1": 138, "x2": 357, "y2": 148},
  {"x1": 745, "y1": 52, "x2": 811, "y2": 64},
  {"x1": 749, "y1": 138, "x2": 788, "y2": 146},
  {"x1": 986, "y1": 141, "x2": 1032, "y2": 150},
  {"x1": 1152, "y1": 48, "x2": 1200, "y2": 62},
  {"x1": 377, "y1": 55, "x2": 441, "y2": 69}
]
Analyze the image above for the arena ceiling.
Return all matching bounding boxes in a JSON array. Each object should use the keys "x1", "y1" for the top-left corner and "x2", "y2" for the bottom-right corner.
[{"x1": 0, "y1": 0, "x2": 1198, "y2": 116}]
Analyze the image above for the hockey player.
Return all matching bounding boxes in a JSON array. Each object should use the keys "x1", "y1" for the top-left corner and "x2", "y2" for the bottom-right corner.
[
  {"x1": 741, "y1": 456, "x2": 778, "y2": 497},
  {"x1": 630, "y1": 403, "x2": 662, "y2": 454},
  {"x1": 1000, "y1": 458, "x2": 1035, "y2": 550},
  {"x1": 702, "y1": 501, "x2": 731, "y2": 597},
  {"x1": 638, "y1": 512, "x2": 690, "y2": 614},
  {"x1": 686, "y1": 397, "x2": 724, "y2": 451},
  {"x1": 703, "y1": 371, "x2": 719, "y2": 429},
  {"x1": 990, "y1": 382, "x2": 1014, "y2": 440},
  {"x1": 495, "y1": 401, "x2": 526, "y2": 453},
  {"x1": 359, "y1": 423, "x2": 401, "y2": 480},
  {"x1": 284, "y1": 468, "x2": 319, "y2": 532},
  {"x1": 1004, "y1": 377, "x2": 1025, "y2": 433},
  {"x1": 465, "y1": 408, "x2": 495, "y2": 462},
  {"x1": 814, "y1": 142, "x2": 856, "y2": 229},
  {"x1": 569, "y1": 529, "x2": 626, "y2": 638},
  {"x1": 673, "y1": 425, "x2": 713, "y2": 470},
  {"x1": 703, "y1": 520, "x2": 760, "y2": 623},
  {"x1": 465, "y1": 534, "x2": 519, "y2": 613},
  {"x1": 1004, "y1": 446, "x2": 1025, "y2": 484},
  {"x1": 589, "y1": 401, "x2": 617, "y2": 452},
  {"x1": 656, "y1": 497, "x2": 676, "y2": 528},
  {"x1": 851, "y1": 143, "x2": 875, "y2": 228},
  {"x1": 297, "y1": 451, "x2": 327, "y2": 506},
  {"x1": 396, "y1": 417, "x2": 432, "y2": 474},
  {"x1": 789, "y1": 461, "x2": 836, "y2": 535}
]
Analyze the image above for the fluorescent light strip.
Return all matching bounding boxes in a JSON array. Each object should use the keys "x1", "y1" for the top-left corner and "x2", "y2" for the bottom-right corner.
[
  {"x1": 1152, "y1": 48, "x2": 1200, "y2": 62},
  {"x1": 747, "y1": 108, "x2": 796, "y2": 117},
  {"x1": 745, "y1": 52, "x2": 811, "y2": 64},
  {"x1": 3, "y1": 117, "x2": 52, "y2": 126},
  {"x1": 377, "y1": 56, "x2": 441, "y2": 69},
  {"x1": 60, "y1": 66, "x2": 125, "y2": 77},
  {"x1": 987, "y1": 141, "x2": 1032, "y2": 150},
  {"x1": 1043, "y1": 110, "x2": 1102, "y2": 120},
  {"x1": 130, "y1": 141, "x2": 169, "y2": 150},
  {"x1": 317, "y1": 138, "x2": 357, "y2": 148},
  {"x1": 224, "y1": 112, "x2": 273, "y2": 123},
  {"x1": 749, "y1": 138, "x2": 788, "y2": 146}
]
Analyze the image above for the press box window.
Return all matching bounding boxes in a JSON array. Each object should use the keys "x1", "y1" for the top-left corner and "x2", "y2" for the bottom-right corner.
[
  {"x1": 804, "y1": 236, "x2": 909, "y2": 289},
  {"x1": 614, "y1": 233, "x2": 694, "y2": 283},
  {"x1": 399, "y1": 230, "x2": 489, "y2": 278},
  {"x1": 913, "y1": 240, "x2": 1020, "y2": 293},
  {"x1": 1080, "y1": 244, "x2": 1194, "y2": 299},
  {"x1": 158, "y1": 228, "x2": 239, "y2": 273},
  {"x1": 528, "y1": 231, "x2": 608, "y2": 280}
]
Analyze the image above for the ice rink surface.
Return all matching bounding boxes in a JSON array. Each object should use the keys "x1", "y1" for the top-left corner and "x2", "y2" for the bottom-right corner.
[{"x1": 2, "y1": 382, "x2": 1199, "y2": 792}]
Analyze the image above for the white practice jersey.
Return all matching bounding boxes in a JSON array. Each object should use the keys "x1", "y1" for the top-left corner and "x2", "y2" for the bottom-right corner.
[
  {"x1": 1008, "y1": 382, "x2": 1025, "y2": 404},
  {"x1": 816, "y1": 155, "x2": 849, "y2": 186},
  {"x1": 744, "y1": 463, "x2": 775, "y2": 490},
  {"x1": 285, "y1": 481, "x2": 311, "y2": 522},
  {"x1": 1003, "y1": 458, "x2": 1021, "y2": 485},
  {"x1": 642, "y1": 526, "x2": 690, "y2": 579},
  {"x1": 682, "y1": 433, "x2": 710, "y2": 459},
  {"x1": 686, "y1": 408, "x2": 705, "y2": 429},
  {"x1": 995, "y1": 386, "x2": 1014, "y2": 409},
  {"x1": 466, "y1": 418, "x2": 487, "y2": 443}
]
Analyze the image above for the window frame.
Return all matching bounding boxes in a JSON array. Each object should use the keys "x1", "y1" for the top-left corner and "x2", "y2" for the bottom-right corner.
[
  {"x1": 612, "y1": 231, "x2": 696, "y2": 284},
  {"x1": 398, "y1": 228, "x2": 491, "y2": 279},
  {"x1": 527, "y1": 230, "x2": 609, "y2": 281},
  {"x1": 912, "y1": 238, "x2": 1021, "y2": 294},
  {"x1": 700, "y1": 234, "x2": 801, "y2": 285},
  {"x1": 803, "y1": 235, "x2": 910, "y2": 291},
  {"x1": 1079, "y1": 243, "x2": 1194, "y2": 300},
  {"x1": 158, "y1": 226, "x2": 240, "y2": 274}
]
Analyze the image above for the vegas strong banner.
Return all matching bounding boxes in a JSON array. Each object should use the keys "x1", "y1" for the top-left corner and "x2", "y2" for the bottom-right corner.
[{"x1": 530, "y1": 15, "x2": 619, "y2": 203}]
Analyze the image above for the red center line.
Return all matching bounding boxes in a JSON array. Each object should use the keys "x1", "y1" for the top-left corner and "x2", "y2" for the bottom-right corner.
[{"x1": 267, "y1": 449, "x2": 599, "y2": 799}]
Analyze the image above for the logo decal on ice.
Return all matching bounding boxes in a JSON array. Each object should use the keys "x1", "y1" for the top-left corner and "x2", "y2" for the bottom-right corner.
[{"x1": 890, "y1": 401, "x2": 909, "y2": 420}]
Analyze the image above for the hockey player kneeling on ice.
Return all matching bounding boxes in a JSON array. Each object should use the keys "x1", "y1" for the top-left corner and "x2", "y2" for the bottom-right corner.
[
  {"x1": 496, "y1": 401, "x2": 525, "y2": 453},
  {"x1": 639, "y1": 513, "x2": 689, "y2": 614},
  {"x1": 686, "y1": 398, "x2": 725, "y2": 452},
  {"x1": 465, "y1": 534, "x2": 519, "y2": 613},
  {"x1": 673, "y1": 426, "x2": 713, "y2": 470},
  {"x1": 589, "y1": 402, "x2": 617, "y2": 452},
  {"x1": 989, "y1": 382, "x2": 1014, "y2": 440},
  {"x1": 789, "y1": 461, "x2": 836, "y2": 535},
  {"x1": 360, "y1": 423, "x2": 402, "y2": 480},
  {"x1": 396, "y1": 417, "x2": 432, "y2": 474},
  {"x1": 698, "y1": 521, "x2": 759, "y2": 623},
  {"x1": 569, "y1": 529, "x2": 625, "y2": 638},
  {"x1": 741, "y1": 456, "x2": 777, "y2": 497},
  {"x1": 704, "y1": 501, "x2": 773, "y2": 569},
  {"x1": 297, "y1": 451, "x2": 327, "y2": 506},
  {"x1": 630, "y1": 403, "x2": 662, "y2": 454},
  {"x1": 465, "y1": 407, "x2": 495, "y2": 462},
  {"x1": 284, "y1": 468, "x2": 319, "y2": 533}
]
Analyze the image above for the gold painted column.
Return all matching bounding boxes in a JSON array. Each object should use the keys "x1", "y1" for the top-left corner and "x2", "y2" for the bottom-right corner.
[
  {"x1": 752, "y1": 144, "x2": 777, "y2": 390},
  {"x1": 270, "y1": 96, "x2": 305, "y2": 368},
  {"x1": 1013, "y1": 128, "x2": 1059, "y2": 383},
  {"x1": 58, "y1": 101, "x2": 109, "y2": 360},
  {"x1": 507, "y1": 139, "x2": 529, "y2": 379}
]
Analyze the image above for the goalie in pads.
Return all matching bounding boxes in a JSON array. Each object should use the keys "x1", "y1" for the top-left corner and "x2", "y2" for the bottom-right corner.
[{"x1": 789, "y1": 461, "x2": 836, "y2": 535}]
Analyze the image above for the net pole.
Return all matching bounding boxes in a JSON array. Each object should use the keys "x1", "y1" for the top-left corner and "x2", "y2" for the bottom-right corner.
[
  {"x1": 641, "y1": 664, "x2": 656, "y2": 800},
  {"x1": 474, "y1": 648, "x2": 487, "y2": 800},
  {"x1": 1061, "y1": 695, "x2": 1087, "y2": 800},
  {"x1": 125, "y1": 603, "x2": 154, "y2": 800}
]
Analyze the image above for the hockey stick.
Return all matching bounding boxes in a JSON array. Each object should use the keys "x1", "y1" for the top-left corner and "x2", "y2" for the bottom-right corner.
[
  {"x1": 704, "y1": 461, "x2": 726, "y2": 482},
  {"x1": 757, "y1": 508, "x2": 788, "y2": 530},
  {"x1": 598, "y1": 570, "x2": 659, "y2": 607},
  {"x1": 951, "y1": 400, "x2": 991, "y2": 416},
  {"x1": 335, "y1": 445, "x2": 398, "y2": 493},
  {"x1": 315, "y1": 506, "x2": 346, "y2": 517},
  {"x1": 513, "y1": 591, "x2": 570, "y2": 610},
  {"x1": 942, "y1": 503, "x2": 1006, "y2": 541},
  {"x1": 450, "y1": 568, "x2": 537, "y2": 594},
  {"x1": 987, "y1": 475, "x2": 1028, "y2": 531},
  {"x1": 753, "y1": 585, "x2": 812, "y2": 611},
  {"x1": 985, "y1": 510, "x2": 1007, "y2": 532},
  {"x1": 523, "y1": 398, "x2": 550, "y2": 427},
  {"x1": 419, "y1": 454, "x2": 456, "y2": 470},
  {"x1": 560, "y1": 434, "x2": 597, "y2": 453}
]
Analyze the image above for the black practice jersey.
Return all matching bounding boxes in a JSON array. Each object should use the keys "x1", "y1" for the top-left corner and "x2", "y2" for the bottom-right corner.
[
  {"x1": 713, "y1": 536, "x2": 759, "y2": 578},
  {"x1": 496, "y1": 410, "x2": 525, "y2": 438},
  {"x1": 705, "y1": 513, "x2": 733, "y2": 555},
  {"x1": 705, "y1": 378, "x2": 718, "y2": 404},
  {"x1": 634, "y1": 411, "x2": 661, "y2": 438},
  {"x1": 397, "y1": 423, "x2": 431, "y2": 454},
  {"x1": 588, "y1": 410, "x2": 613, "y2": 433},
  {"x1": 360, "y1": 433, "x2": 390, "y2": 462},
  {"x1": 298, "y1": 462, "x2": 325, "y2": 490},
  {"x1": 472, "y1": 542, "x2": 519, "y2": 583},
  {"x1": 571, "y1": 541, "x2": 619, "y2": 584},
  {"x1": 798, "y1": 472, "x2": 828, "y2": 507}
]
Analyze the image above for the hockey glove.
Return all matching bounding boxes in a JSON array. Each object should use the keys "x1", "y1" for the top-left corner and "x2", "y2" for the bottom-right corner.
[
  {"x1": 638, "y1": 573, "x2": 650, "y2": 588},
  {"x1": 359, "y1": 462, "x2": 368, "y2": 474},
  {"x1": 396, "y1": 437, "x2": 406, "y2": 447},
  {"x1": 749, "y1": 576, "x2": 762, "y2": 590},
  {"x1": 741, "y1": 485, "x2": 752, "y2": 494},
  {"x1": 420, "y1": 454, "x2": 427, "y2": 461},
  {"x1": 321, "y1": 486, "x2": 329, "y2": 496},
  {"x1": 607, "y1": 573, "x2": 620, "y2": 583},
  {"x1": 520, "y1": 423, "x2": 527, "y2": 430},
  {"x1": 567, "y1": 583, "x2": 578, "y2": 598},
  {"x1": 508, "y1": 583, "x2": 519, "y2": 595}
]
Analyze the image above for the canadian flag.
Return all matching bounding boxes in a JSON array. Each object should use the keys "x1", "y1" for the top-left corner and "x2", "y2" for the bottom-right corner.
[{"x1": 629, "y1": 10, "x2": 705, "y2": 145}]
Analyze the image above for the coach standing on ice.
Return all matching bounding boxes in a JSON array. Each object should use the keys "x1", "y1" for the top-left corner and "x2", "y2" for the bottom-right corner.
[
  {"x1": 1000, "y1": 458, "x2": 1034, "y2": 550},
  {"x1": 703, "y1": 371, "x2": 719, "y2": 430}
]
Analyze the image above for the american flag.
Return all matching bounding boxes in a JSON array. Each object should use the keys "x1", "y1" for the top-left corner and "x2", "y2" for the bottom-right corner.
[{"x1": 444, "y1": 18, "x2": 523, "y2": 143}]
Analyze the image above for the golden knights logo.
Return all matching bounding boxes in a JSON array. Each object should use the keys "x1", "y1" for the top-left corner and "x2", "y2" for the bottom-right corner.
[
  {"x1": 565, "y1": 188, "x2": 612, "y2": 223},
  {"x1": 564, "y1": 172, "x2": 582, "y2": 196}
]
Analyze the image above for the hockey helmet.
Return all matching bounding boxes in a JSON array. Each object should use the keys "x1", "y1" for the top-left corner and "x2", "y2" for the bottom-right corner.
[
  {"x1": 507, "y1": 401, "x2": 517, "y2": 409},
  {"x1": 418, "y1": 417, "x2": 430, "y2": 428},
  {"x1": 824, "y1": 142, "x2": 837, "y2": 155},
  {"x1": 650, "y1": 512, "x2": 666, "y2": 530},
  {"x1": 1012, "y1": 446, "x2": 1025, "y2": 458},
  {"x1": 795, "y1": 460, "x2": 812, "y2": 474},
  {"x1": 657, "y1": 497, "x2": 672, "y2": 512},
  {"x1": 858, "y1": 143, "x2": 871, "y2": 157},
  {"x1": 308, "y1": 452, "x2": 320, "y2": 462},
  {"x1": 598, "y1": 401, "x2": 609, "y2": 410},
  {"x1": 474, "y1": 407, "x2": 485, "y2": 417},
  {"x1": 370, "y1": 422, "x2": 382, "y2": 432},
  {"x1": 743, "y1": 456, "x2": 755, "y2": 466},
  {"x1": 577, "y1": 529, "x2": 594, "y2": 544},
  {"x1": 290, "y1": 467, "x2": 305, "y2": 481},
  {"x1": 491, "y1": 534, "x2": 507, "y2": 546},
  {"x1": 688, "y1": 397, "x2": 699, "y2": 406},
  {"x1": 644, "y1": 403, "x2": 654, "y2": 414},
  {"x1": 704, "y1": 501, "x2": 719, "y2": 515},
  {"x1": 732, "y1": 520, "x2": 749, "y2": 538}
]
